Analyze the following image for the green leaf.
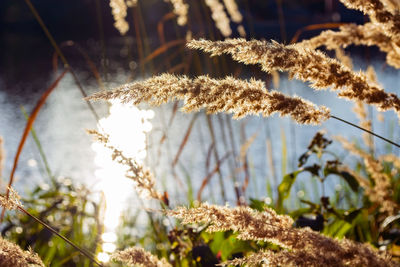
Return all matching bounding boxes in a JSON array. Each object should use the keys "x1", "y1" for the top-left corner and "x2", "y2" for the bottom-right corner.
[
  {"x1": 325, "y1": 167, "x2": 359, "y2": 192},
  {"x1": 249, "y1": 198, "x2": 267, "y2": 211},
  {"x1": 324, "y1": 220, "x2": 352, "y2": 238},
  {"x1": 277, "y1": 169, "x2": 303, "y2": 211}
]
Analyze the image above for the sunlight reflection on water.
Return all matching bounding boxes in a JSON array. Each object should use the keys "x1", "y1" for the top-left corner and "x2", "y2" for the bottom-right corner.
[{"x1": 91, "y1": 100, "x2": 154, "y2": 262}]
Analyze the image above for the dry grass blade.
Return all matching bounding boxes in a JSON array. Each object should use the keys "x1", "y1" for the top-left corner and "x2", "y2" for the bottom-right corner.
[
  {"x1": 205, "y1": 142, "x2": 215, "y2": 172},
  {"x1": 157, "y1": 12, "x2": 176, "y2": 45},
  {"x1": 1, "y1": 69, "x2": 68, "y2": 222},
  {"x1": 239, "y1": 130, "x2": 258, "y2": 163},
  {"x1": 240, "y1": 128, "x2": 258, "y2": 194},
  {"x1": 142, "y1": 39, "x2": 186, "y2": 65},
  {"x1": 197, "y1": 152, "x2": 230, "y2": 202},
  {"x1": 52, "y1": 41, "x2": 106, "y2": 90},
  {"x1": 172, "y1": 114, "x2": 199, "y2": 167},
  {"x1": 290, "y1": 22, "x2": 348, "y2": 43}
]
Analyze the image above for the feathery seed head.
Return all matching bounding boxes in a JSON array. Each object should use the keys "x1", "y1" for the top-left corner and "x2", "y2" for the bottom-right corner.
[
  {"x1": 87, "y1": 74, "x2": 330, "y2": 125},
  {"x1": 188, "y1": 38, "x2": 400, "y2": 119},
  {"x1": 0, "y1": 236, "x2": 44, "y2": 267},
  {"x1": 111, "y1": 247, "x2": 171, "y2": 267},
  {"x1": 0, "y1": 187, "x2": 22, "y2": 211}
]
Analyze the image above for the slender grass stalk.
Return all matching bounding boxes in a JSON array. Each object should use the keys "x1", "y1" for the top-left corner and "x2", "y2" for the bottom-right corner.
[
  {"x1": 239, "y1": 122, "x2": 251, "y2": 196},
  {"x1": 16, "y1": 206, "x2": 103, "y2": 267},
  {"x1": 275, "y1": 0, "x2": 287, "y2": 42},
  {"x1": 131, "y1": 5, "x2": 145, "y2": 75},
  {"x1": 24, "y1": 0, "x2": 100, "y2": 121},
  {"x1": 20, "y1": 106, "x2": 54, "y2": 183},
  {"x1": 218, "y1": 114, "x2": 241, "y2": 203},
  {"x1": 57, "y1": 41, "x2": 106, "y2": 91},
  {"x1": 172, "y1": 114, "x2": 199, "y2": 167},
  {"x1": 94, "y1": 0, "x2": 109, "y2": 83},
  {"x1": 280, "y1": 127, "x2": 288, "y2": 177},
  {"x1": 225, "y1": 115, "x2": 243, "y2": 205},
  {"x1": 206, "y1": 115, "x2": 227, "y2": 202},
  {"x1": 331, "y1": 115, "x2": 400, "y2": 149},
  {"x1": 136, "y1": 1, "x2": 155, "y2": 74}
]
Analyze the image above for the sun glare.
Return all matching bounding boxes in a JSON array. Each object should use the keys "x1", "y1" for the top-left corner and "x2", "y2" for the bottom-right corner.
[{"x1": 92, "y1": 100, "x2": 154, "y2": 262}]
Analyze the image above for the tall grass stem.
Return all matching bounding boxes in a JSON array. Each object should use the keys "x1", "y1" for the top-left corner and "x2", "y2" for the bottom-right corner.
[
  {"x1": 17, "y1": 206, "x2": 103, "y2": 266},
  {"x1": 331, "y1": 115, "x2": 400, "y2": 149}
]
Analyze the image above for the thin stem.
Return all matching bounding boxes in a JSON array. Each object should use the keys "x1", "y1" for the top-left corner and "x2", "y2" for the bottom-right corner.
[
  {"x1": 20, "y1": 106, "x2": 54, "y2": 183},
  {"x1": 17, "y1": 206, "x2": 104, "y2": 267},
  {"x1": 331, "y1": 115, "x2": 400, "y2": 149},
  {"x1": 24, "y1": 0, "x2": 68, "y2": 67},
  {"x1": 24, "y1": 0, "x2": 100, "y2": 122}
]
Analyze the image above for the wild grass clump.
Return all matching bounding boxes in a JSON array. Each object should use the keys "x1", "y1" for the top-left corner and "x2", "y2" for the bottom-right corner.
[{"x1": 4, "y1": 0, "x2": 400, "y2": 266}]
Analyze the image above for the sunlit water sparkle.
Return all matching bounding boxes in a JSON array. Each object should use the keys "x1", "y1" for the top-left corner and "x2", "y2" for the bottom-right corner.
[{"x1": 91, "y1": 100, "x2": 154, "y2": 262}]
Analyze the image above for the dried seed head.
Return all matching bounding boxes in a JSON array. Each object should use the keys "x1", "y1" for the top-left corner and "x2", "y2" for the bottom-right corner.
[
  {"x1": 88, "y1": 130, "x2": 163, "y2": 201},
  {"x1": 169, "y1": 204, "x2": 397, "y2": 267},
  {"x1": 111, "y1": 247, "x2": 171, "y2": 267},
  {"x1": 0, "y1": 187, "x2": 22, "y2": 211},
  {"x1": 110, "y1": 0, "x2": 129, "y2": 35},
  {"x1": 188, "y1": 39, "x2": 400, "y2": 119},
  {"x1": 205, "y1": 0, "x2": 232, "y2": 37},
  {"x1": 165, "y1": 0, "x2": 189, "y2": 26},
  {"x1": 0, "y1": 236, "x2": 44, "y2": 267},
  {"x1": 87, "y1": 74, "x2": 330, "y2": 125}
]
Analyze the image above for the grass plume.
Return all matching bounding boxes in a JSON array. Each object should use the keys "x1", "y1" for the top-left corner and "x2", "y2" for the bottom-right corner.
[
  {"x1": 187, "y1": 39, "x2": 400, "y2": 119},
  {"x1": 88, "y1": 129, "x2": 163, "y2": 201},
  {"x1": 300, "y1": 23, "x2": 400, "y2": 69},
  {"x1": 337, "y1": 136, "x2": 399, "y2": 215},
  {"x1": 111, "y1": 247, "x2": 172, "y2": 267},
  {"x1": 86, "y1": 74, "x2": 330, "y2": 125},
  {"x1": 0, "y1": 236, "x2": 45, "y2": 267},
  {"x1": 168, "y1": 203, "x2": 398, "y2": 266},
  {"x1": 110, "y1": 0, "x2": 129, "y2": 35}
]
